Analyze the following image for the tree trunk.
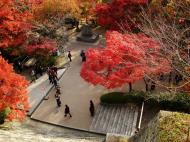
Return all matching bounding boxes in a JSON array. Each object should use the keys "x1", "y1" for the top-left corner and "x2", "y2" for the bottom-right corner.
[
  {"x1": 143, "y1": 78, "x2": 149, "y2": 92},
  {"x1": 129, "y1": 82, "x2": 132, "y2": 92}
]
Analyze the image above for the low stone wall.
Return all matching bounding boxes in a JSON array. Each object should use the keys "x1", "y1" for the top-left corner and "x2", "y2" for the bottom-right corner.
[
  {"x1": 0, "y1": 118, "x2": 105, "y2": 142},
  {"x1": 105, "y1": 133, "x2": 130, "y2": 142}
]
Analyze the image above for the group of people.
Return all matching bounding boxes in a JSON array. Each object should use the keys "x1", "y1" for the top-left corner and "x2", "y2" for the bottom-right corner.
[
  {"x1": 31, "y1": 64, "x2": 43, "y2": 83},
  {"x1": 54, "y1": 86, "x2": 95, "y2": 118},
  {"x1": 30, "y1": 49, "x2": 94, "y2": 118},
  {"x1": 47, "y1": 66, "x2": 58, "y2": 87},
  {"x1": 67, "y1": 50, "x2": 86, "y2": 62},
  {"x1": 160, "y1": 72, "x2": 183, "y2": 85},
  {"x1": 54, "y1": 79, "x2": 94, "y2": 118}
]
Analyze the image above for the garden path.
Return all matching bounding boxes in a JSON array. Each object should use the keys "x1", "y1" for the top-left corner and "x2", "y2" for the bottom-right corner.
[{"x1": 30, "y1": 36, "x2": 146, "y2": 130}]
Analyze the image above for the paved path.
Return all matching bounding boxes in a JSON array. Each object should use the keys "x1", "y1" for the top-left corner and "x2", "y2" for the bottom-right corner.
[
  {"x1": 31, "y1": 37, "x2": 146, "y2": 131},
  {"x1": 28, "y1": 69, "x2": 66, "y2": 116}
]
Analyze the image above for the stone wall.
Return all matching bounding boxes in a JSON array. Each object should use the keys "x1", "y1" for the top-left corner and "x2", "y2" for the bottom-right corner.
[{"x1": 0, "y1": 118, "x2": 105, "y2": 142}]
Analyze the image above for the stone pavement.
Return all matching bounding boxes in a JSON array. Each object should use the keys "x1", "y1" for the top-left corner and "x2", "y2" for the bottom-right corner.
[
  {"x1": 30, "y1": 38, "x2": 146, "y2": 131},
  {"x1": 28, "y1": 68, "x2": 66, "y2": 116}
]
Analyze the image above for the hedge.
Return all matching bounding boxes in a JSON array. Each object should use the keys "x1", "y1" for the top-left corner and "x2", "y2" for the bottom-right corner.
[
  {"x1": 100, "y1": 91, "x2": 145, "y2": 104},
  {"x1": 100, "y1": 91, "x2": 190, "y2": 113}
]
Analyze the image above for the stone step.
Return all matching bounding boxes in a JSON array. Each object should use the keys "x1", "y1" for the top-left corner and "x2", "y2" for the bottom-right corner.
[
  {"x1": 122, "y1": 105, "x2": 132, "y2": 135},
  {"x1": 126, "y1": 106, "x2": 138, "y2": 136},
  {"x1": 102, "y1": 104, "x2": 113, "y2": 133},
  {"x1": 120, "y1": 104, "x2": 130, "y2": 135},
  {"x1": 90, "y1": 104, "x2": 139, "y2": 136},
  {"x1": 110, "y1": 105, "x2": 121, "y2": 133},
  {"x1": 90, "y1": 104, "x2": 101, "y2": 131},
  {"x1": 97, "y1": 104, "x2": 108, "y2": 133},
  {"x1": 131, "y1": 107, "x2": 139, "y2": 135},
  {"x1": 115, "y1": 105, "x2": 126, "y2": 134},
  {"x1": 125, "y1": 106, "x2": 134, "y2": 135},
  {"x1": 94, "y1": 104, "x2": 105, "y2": 130},
  {"x1": 106, "y1": 105, "x2": 117, "y2": 133}
]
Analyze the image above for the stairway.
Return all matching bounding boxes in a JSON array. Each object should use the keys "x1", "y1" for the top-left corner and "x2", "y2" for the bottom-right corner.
[{"x1": 90, "y1": 104, "x2": 139, "y2": 136}]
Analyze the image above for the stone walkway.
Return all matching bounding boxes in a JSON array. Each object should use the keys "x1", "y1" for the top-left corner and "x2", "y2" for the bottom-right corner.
[
  {"x1": 28, "y1": 69, "x2": 66, "y2": 116},
  {"x1": 30, "y1": 37, "x2": 146, "y2": 131}
]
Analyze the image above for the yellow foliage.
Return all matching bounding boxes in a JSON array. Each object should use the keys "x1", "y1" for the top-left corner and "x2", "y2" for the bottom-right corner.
[{"x1": 32, "y1": 0, "x2": 81, "y2": 21}]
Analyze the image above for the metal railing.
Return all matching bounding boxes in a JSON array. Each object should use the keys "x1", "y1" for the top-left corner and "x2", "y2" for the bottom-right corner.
[{"x1": 138, "y1": 101, "x2": 144, "y2": 130}]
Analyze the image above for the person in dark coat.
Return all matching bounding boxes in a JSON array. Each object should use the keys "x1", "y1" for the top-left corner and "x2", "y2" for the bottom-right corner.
[
  {"x1": 55, "y1": 94, "x2": 61, "y2": 107},
  {"x1": 68, "y1": 51, "x2": 72, "y2": 62},
  {"x1": 33, "y1": 64, "x2": 38, "y2": 79},
  {"x1": 31, "y1": 69, "x2": 36, "y2": 83},
  {"x1": 56, "y1": 87, "x2": 61, "y2": 94},
  {"x1": 38, "y1": 65, "x2": 43, "y2": 76},
  {"x1": 82, "y1": 55, "x2": 86, "y2": 62},
  {"x1": 52, "y1": 66, "x2": 58, "y2": 75},
  {"x1": 80, "y1": 50, "x2": 86, "y2": 62},
  {"x1": 89, "y1": 100, "x2": 95, "y2": 117},
  {"x1": 17, "y1": 61, "x2": 23, "y2": 73},
  {"x1": 64, "y1": 105, "x2": 72, "y2": 117},
  {"x1": 53, "y1": 78, "x2": 58, "y2": 87},
  {"x1": 52, "y1": 69, "x2": 58, "y2": 80}
]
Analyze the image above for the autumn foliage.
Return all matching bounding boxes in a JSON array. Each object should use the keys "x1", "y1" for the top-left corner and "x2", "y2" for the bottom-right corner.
[
  {"x1": 81, "y1": 31, "x2": 170, "y2": 89},
  {"x1": 32, "y1": 0, "x2": 81, "y2": 21},
  {"x1": 0, "y1": 0, "x2": 31, "y2": 51},
  {"x1": 0, "y1": 56, "x2": 29, "y2": 121},
  {"x1": 94, "y1": 0, "x2": 147, "y2": 30},
  {"x1": 27, "y1": 38, "x2": 57, "y2": 56}
]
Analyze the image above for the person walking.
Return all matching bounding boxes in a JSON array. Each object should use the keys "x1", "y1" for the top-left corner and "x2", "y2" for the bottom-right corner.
[
  {"x1": 52, "y1": 66, "x2": 58, "y2": 75},
  {"x1": 52, "y1": 69, "x2": 58, "y2": 80},
  {"x1": 80, "y1": 50, "x2": 86, "y2": 62},
  {"x1": 17, "y1": 61, "x2": 23, "y2": 73},
  {"x1": 64, "y1": 105, "x2": 72, "y2": 117},
  {"x1": 38, "y1": 65, "x2": 43, "y2": 76},
  {"x1": 89, "y1": 100, "x2": 95, "y2": 117},
  {"x1": 31, "y1": 69, "x2": 36, "y2": 83},
  {"x1": 47, "y1": 67, "x2": 52, "y2": 83},
  {"x1": 55, "y1": 93, "x2": 61, "y2": 107},
  {"x1": 56, "y1": 87, "x2": 61, "y2": 94},
  {"x1": 53, "y1": 78, "x2": 58, "y2": 87},
  {"x1": 68, "y1": 51, "x2": 72, "y2": 62}
]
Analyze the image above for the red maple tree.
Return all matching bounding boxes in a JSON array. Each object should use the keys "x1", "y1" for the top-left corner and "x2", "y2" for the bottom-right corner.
[
  {"x1": 0, "y1": 56, "x2": 30, "y2": 121},
  {"x1": 0, "y1": 0, "x2": 32, "y2": 54},
  {"x1": 80, "y1": 31, "x2": 171, "y2": 91},
  {"x1": 27, "y1": 38, "x2": 57, "y2": 56},
  {"x1": 94, "y1": 0, "x2": 147, "y2": 30}
]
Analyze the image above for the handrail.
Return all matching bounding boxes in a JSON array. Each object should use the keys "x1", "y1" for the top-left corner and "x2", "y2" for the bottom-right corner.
[{"x1": 138, "y1": 101, "x2": 144, "y2": 130}]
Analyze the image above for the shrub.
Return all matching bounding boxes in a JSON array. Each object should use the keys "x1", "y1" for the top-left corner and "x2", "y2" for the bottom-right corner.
[
  {"x1": 145, "y1": 98, "x2": 159, "y2": 107},
  {"x1": 100, "y1": 91, "x2": 190, "y2": 113},
  {"x1": 159, "y1": 112, "x2": 190, "y2": 142},
  {"x1": 125, "y1": 91, "x2": 145, "y2": 104},
  {"x1": 100, "y1": 91, "x2": 144, "y2": 104},
  {"x1": 100, "y1": 92, "x2": 126, "y2": 104}
]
